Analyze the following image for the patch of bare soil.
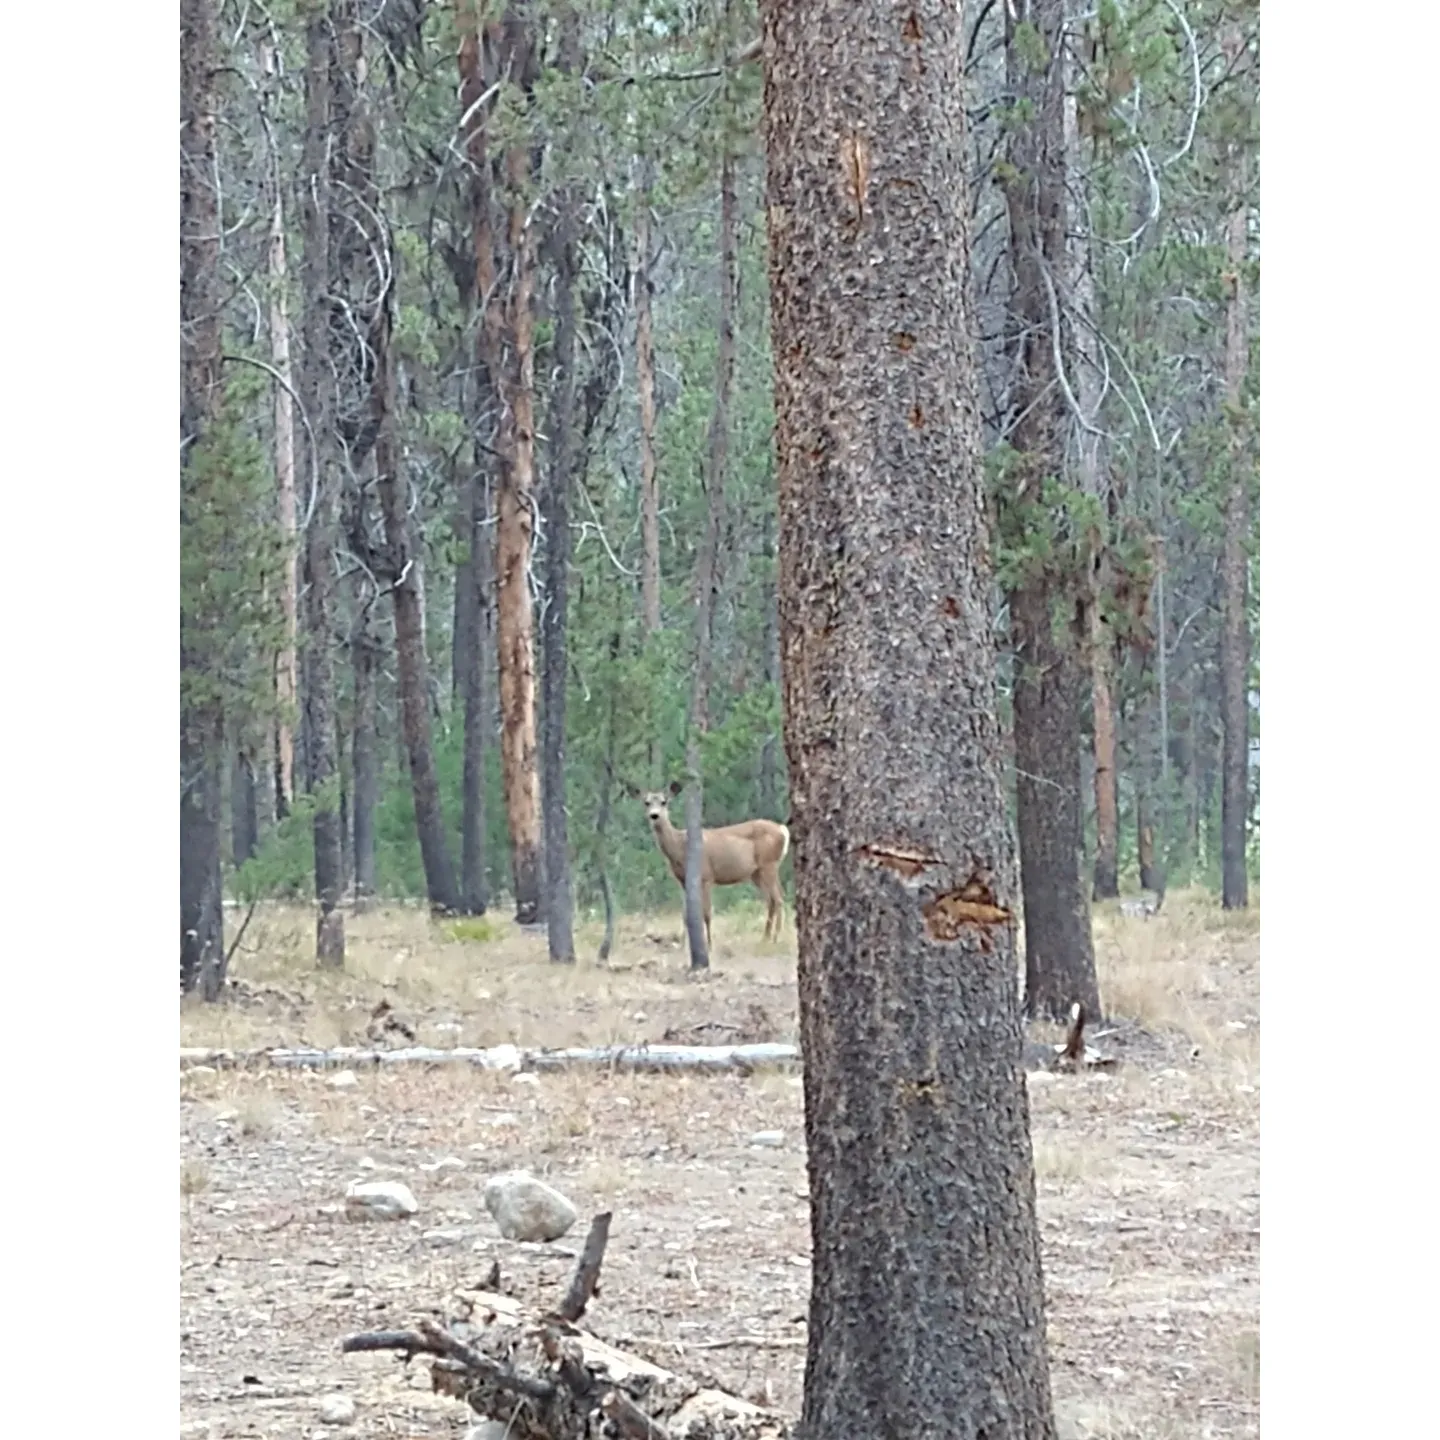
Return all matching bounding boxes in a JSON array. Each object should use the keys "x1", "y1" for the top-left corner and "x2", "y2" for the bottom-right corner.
[{"x1": 179, "y1": 894, "x2": 1258, "y2": 1440}]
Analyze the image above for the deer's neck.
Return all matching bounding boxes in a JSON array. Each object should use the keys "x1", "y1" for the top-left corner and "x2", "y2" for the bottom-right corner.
[{"x1": 652, "y1": 813, "x2": 688, "y2": 867}]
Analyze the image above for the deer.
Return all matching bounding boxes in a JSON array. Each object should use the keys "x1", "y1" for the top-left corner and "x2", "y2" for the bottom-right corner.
[{"x1": 639, "y1": 782, "x2": 791, "y2": 951}]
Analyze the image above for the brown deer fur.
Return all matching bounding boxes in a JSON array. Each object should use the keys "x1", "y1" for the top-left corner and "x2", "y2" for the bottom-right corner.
[{"x1": 641, "y1": 786, "x2": 790, "y2": 949}]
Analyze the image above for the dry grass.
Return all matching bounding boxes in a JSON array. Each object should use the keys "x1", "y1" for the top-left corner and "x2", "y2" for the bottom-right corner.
[{"x1": 180, "y1": 890, "x2": 1258, "y2": 1440}]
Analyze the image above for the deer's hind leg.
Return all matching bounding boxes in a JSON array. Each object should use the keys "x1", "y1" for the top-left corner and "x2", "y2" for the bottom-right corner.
[{"x1": 758, "y1": 867, "x2": 784, "y2": 943}]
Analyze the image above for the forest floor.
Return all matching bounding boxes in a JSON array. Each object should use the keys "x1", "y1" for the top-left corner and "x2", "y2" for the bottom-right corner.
[{"x1": 179, "y1": 890, "x2": 1260, "y2": 1440}]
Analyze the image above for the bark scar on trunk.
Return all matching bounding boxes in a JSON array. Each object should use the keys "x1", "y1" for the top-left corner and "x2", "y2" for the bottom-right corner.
[
  {"x1": 854, "y1": 843, "x2": 941, "y2": 882},
  {"x1": 922, "y1": 878, "x2": 1013, "y2": 945}
]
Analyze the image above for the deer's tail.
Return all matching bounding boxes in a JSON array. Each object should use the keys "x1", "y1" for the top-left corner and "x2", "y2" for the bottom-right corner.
[{"x1": 778, "y1": 824, "x2": 791, "y2": 864}]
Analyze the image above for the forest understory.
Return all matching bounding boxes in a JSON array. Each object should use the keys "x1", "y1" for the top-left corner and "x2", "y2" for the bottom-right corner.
[{"x1": 180, "y1": 891, "x2": 1259, "y2": 1440}]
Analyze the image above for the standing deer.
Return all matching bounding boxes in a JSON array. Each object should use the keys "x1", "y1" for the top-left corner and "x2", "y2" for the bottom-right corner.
[{"x1": 640, "y1": 782, "x2": 791, "y2": 949}]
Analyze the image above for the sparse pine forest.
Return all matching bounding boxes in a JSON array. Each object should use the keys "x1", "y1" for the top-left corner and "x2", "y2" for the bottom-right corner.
[{"x1": 180, "y1": 0, "x2": 1257, "y2": 999}]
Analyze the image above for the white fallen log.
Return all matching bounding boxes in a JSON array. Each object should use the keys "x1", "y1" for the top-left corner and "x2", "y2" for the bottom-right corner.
[{"x1": 180, "y1": 1041, "x2": 801, "y2": 1073}]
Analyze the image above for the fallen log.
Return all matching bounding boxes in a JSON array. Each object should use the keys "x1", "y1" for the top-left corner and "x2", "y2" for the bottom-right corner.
[
  {"x1": 342, "y1": 1215, "x2": 793, "y2": 1440},
  {"x1": 180, "y1": 1042, "x2": 802, "y2": 1073}
]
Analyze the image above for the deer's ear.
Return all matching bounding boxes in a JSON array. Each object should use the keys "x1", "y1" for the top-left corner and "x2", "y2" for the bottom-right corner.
[{"x1": 669, "y1": 778, "x2": 683, "y2": 797}]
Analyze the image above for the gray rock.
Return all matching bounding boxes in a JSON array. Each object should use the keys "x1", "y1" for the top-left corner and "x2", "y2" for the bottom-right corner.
[
  {"x1": 345, "y1": 1180, "x2": 419, "y2": 1220},
  {"x1": 483, "y1": 1170, "x2": 577, "y2": 1242},
  {"x1": 317, "y1": 1393, "x2": 356, "y2": 1425}
]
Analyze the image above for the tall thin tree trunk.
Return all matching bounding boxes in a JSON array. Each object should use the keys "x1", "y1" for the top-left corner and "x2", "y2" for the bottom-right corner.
[
  {"x1": 761, "y1": 2, "x2": 1056, "y2": 1430},
  {"x1": 457, "y1": 0, "x2": 498, "y2": 916},
  {"x1": 232, "y1": 747, "x2": 259, "y2": 866},
  {"x1": 757, "y1": 506, "x2": 780, "y2": 817},
  {"x1": 1003, "y1": 0, "x2": 1099, "y2": 1021},
  {"x1": 1091, "y1": 626, "x2": 1120, "y2": 898},
  {"x1": 538, "y1": 8, "x2": 584, "y2": 965},
  {"x1": 682, "y1": 147, "x2": 736, "y2": 972},
  {"x1": 373, "y1": 275, "x2": 461, "y2": 912},
  {"x1": 265, "y1": 97, "x2": 299, "y2": 821},
  {"x1": 493, "y1": 14, "x2": 543, "y2": 924},
  {"x1": 1219, "y1": 23, "x2": 1252, "y2": 910},
  {"x1": 635, "y1": 168, "x2": 662, "y2": 637},
  {"x1": 181, "y1": 0, "x2": 226, "y2": 996},
  {"x1": 595, "y1": 626, "x2": 622, "y2": 962},
  {"x1": 351, "y1": 611, "x2": 379, "y2": 905},
  {"x1": 299, "y1": 4, "x2": 344, "y2": 966}
]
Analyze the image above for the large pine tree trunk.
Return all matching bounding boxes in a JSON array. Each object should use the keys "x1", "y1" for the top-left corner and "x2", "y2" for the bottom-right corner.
[
  {"x1": 181, "y1": 0, "x2": 226, "y2": 996},
  {"x1": 1002, "y1": 0, "x2": 1099, "y2": 1021},
  {"x1": 681, "y1": 148, "x2": 737, "y2": 972},
  {"x1": 299, "y1": 4, "x2": 344, "y2": 967},
  {"x1": 635, "y1": 170, "x2": 662, "y2": 638},
  {"x1": 493, "y1": 14, "x2": 543, "y2": 925},
  {"x1": 1219, "y1": 23, "x2": 1252, "y2": 911},
  {"x1": 761, "y1": 4, "x2": 1056, "y2": 1435}
]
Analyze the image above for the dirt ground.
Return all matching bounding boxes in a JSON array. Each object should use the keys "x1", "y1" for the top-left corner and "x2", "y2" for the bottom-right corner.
[{"x1": 179, "y1": 892, "x2": 1259, "y2": 1440}]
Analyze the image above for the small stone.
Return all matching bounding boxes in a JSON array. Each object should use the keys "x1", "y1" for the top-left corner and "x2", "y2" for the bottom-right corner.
[
  {"x1": 511, "y1": 1072, "x2": 540, "y2": 1086},
  {"x1": 328, "y1": 1070, "x2": 360, "y2": 1089},
  {"x1": 465, "y1": 1424, "x2": 512, "y2": 1440},
  {"x1": 748, "y1": 1130, "x2": 785, "y2": 1148},
  {"x1": 632, "y1": 1010, "x2": 648, "y2": 1022},
  {"x1": 696, "y1": 1217, "x2": 732, "y2": 1233},
  {"x1": 317, "y1": 1393, "x2": 356, "y2": 1425},
  {"x1": 419, "y1": 1155, "x2": 467, "y2": 1174},
  {"x1": 422, "y1": 1227, "x2": 470, "y2": 1247},
  {"x1": 484, "y1": 1170, "x2": 577, "y2": 1242},
  {"x1": 345, "y1": 1180, "x2": 419, "y2": 1221},
  {"x1": 356, "y1": 1156, "x2": 378, "y2": 1170},
  {"x1": 184, "y1": 1065, "x2": 218, "y2": 1080}
]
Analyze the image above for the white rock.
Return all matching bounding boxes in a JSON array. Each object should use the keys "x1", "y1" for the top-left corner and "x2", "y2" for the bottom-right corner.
[
  {"x1": 632, "y1": 1010, "x2": 648, "y2": 1022},
  {"x1": 748, "y1": 1130, "x2": 785, "y2": 1148},
  {"x1": 184, "y1": 1065, "x2": 218, "y2": 1080},
  {"x1": 484, "y1": 1043, "x2": 522, "y2": 1071},
  {"x1": 345, "y1": 1180, "x2": 419, "y2": 1221},
  {"x1": 419, "y1": 1155, "x2": 467, "y2": 1174},
  {"x1": 511, "y1": 1071, "x2": 540, "y2": 1086},
  {"x1": 696, "y1": 1217, "x2": 732, "y2": 1233},
  {"x1": 328, "y1": 1070, "x2": 360, "y2": 1089},
  {"x1": 357, "y1": 1156, "x2": 378, "y2": 1170},
  {"x1": 317, "y1": 1393, "x2": 356, "y2": 1425},
  {"x1": 465, "y1": 1424, "x2": 512, "y2": 1440},
  {"x1": 422, "y1": 1227, "x2": 470, "y2": 1246},
  {"x1": 483, "y1": 1171, "x2": 577, "y2": 1242}
]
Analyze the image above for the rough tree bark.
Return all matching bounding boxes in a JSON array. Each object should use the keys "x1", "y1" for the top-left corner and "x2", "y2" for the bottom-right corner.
[
  {"x1": 299, "y1": 2, "x2": 344, "y2": 966},
  {"x1": 1091, "y1": 625, "x2": 1120, "y2": 899},
  {"x1": 263, "y1": 35, "x2": 299, "y2": 820},
  {"x1": 493, "y1": 12, "x2": 544, "y2": 924},
  {"x1": 1002, "y1": 0, "x2": 1100, "y2": 1021},
  {"x1": 180, "y1": 0, "x2": 226, "y2": 995},
  {"x1": 761, "y1": 4, "x2": 1056, "y2": 1437},
  {"x1": 231, "y1": 748, "x2": 259, "y2": 865},
  {"x1": 681, "y1": 146, "x2": 736, "y2": 972},
  {"x1": 635, "y1": 167, "x2": 662, "y2": 637},
  {"x1": 456, "y1": 0, "x2": 499, "y2": 916},
  {"x1": 1219, "y1": 24, "x2": 1252, "y2": 911},
  {"x1": 350, "y1": 609, "x2": 379, "y2": 905},
  {"x1": 372, "y1": 272, "x2": 461, "y2": 912},
  {"x1": 538, "y1": 8, "x2": 584, "y2": 966}
]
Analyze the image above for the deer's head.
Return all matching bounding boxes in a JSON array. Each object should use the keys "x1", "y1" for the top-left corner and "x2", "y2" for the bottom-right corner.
[{"x1": 641, "y1": 780, "x2": 683, "y2": 826}]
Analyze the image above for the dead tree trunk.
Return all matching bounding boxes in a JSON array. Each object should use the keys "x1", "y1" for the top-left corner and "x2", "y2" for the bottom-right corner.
[
  {"x1": 1219, "y1": 23, "x2": 1252, "y2": 911},
  {"x1": 180, "y1": 0, "x2": 225, "y2": 995},
  {"x1": 682, "y1": 147, "x2": 736, "y2": 972},
  {"x1": 299, "y1": 3, "x2": 344, "y2": 966},
  {"x1": 351, "y1": 607, "x2": 379, "y2": 905},
  {"x1": 761, "y1": 1, "x2": 1057, "y2": 1432},
  {"x1": 1091, "y1": 624, "x2": 1120, "y2": 899},
  {"x1": 493, "y1": 14, "x2": 543, "y2": 925},
  {"x1": 1002, "y1": 0, "x2": 1099, "y2": 1022}
]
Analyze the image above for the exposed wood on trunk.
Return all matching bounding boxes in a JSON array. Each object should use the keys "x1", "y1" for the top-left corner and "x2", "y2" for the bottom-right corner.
[
  {"x1": 180, "y1": 0, "x2": 226, "y2": 996},
  {"x1": 1002, "y1": 0, "x2": 1100, "y2": 1022},
  {"x1": 635, "y1": 171, "x2": 662, "y2": 636},
  {"x1": 1219, "y1": 24, "x2": 1252, "y2": 911},
  {"x1": 493, "y1": 13, "x2": 544, "y2": 925},
  {"x1": 761, "y1": 0, "x2": 1057, "y2": 1431},
  {"x1": 682, "y1": 147, "x2": 737, "y2": 971},
  {"x1": 299, "y1": 3, "x2": 345, "y2": 967}
]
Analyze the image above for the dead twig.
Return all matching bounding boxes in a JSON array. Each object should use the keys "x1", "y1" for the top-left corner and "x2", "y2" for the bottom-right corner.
[{"x1": 553, "y1": 1211, "x2": 611, "y2": 1324}]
